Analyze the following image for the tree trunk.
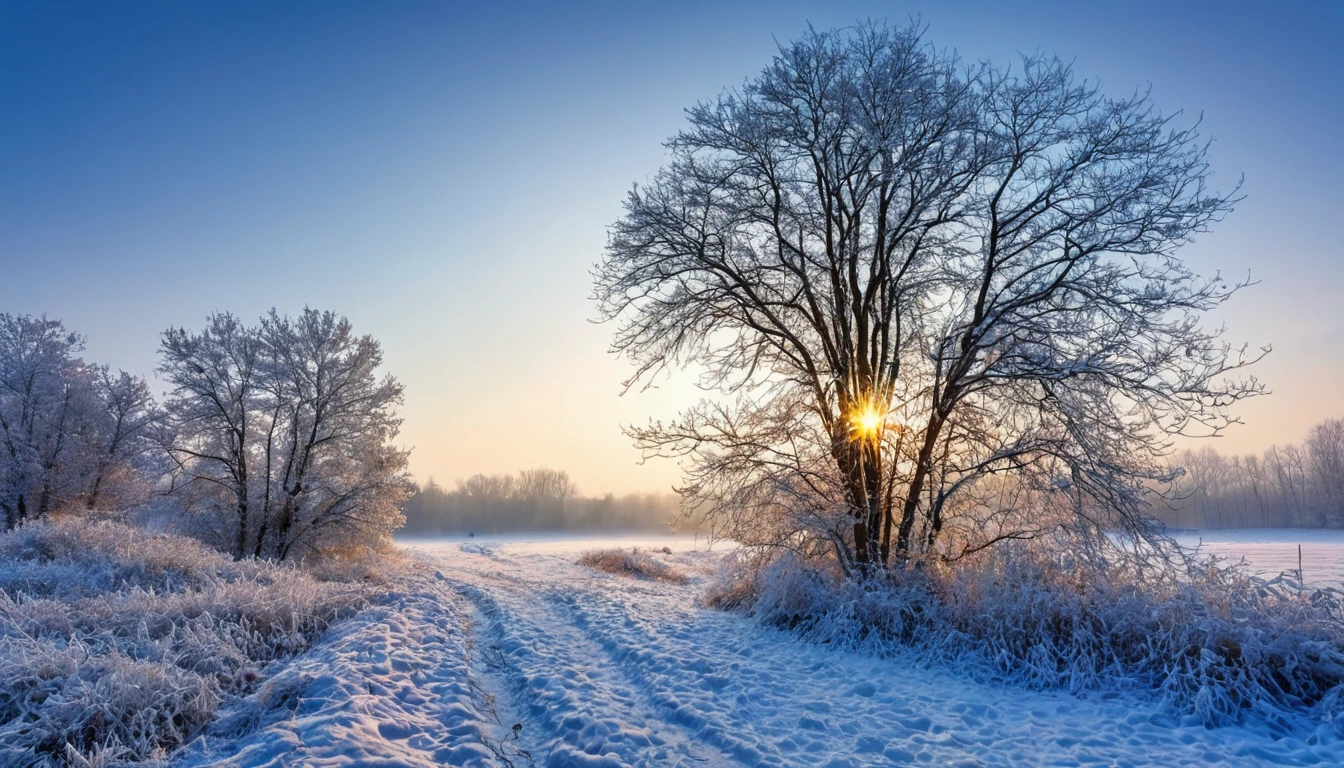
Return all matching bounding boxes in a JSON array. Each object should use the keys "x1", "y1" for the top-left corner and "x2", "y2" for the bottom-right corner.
[
  {"x1": 895, "y1": 413, "x2": 945, "y2": 559},
  {"x1": 37, "y1": 480, "x2": 52, "y2": 519},
  {"x1": 252, "y1": 515, "x2": 269, "y2": 559},
  {"x1": 273, "y1": 494, "x2": 298, "y2": 560},
  {"x1": 836, "y1": 430, "x2": 886, "y2": 571},
  {"x1": 86, "y1": 472, "x2": 104, "y2": 510},
  {"x1": 852, "y1": 521, "x2": 869, "y2": 567},
  {"x1": 234, "y1": 496, "x2": 249, "y2": 560},
  {"x1": 233, "y1": 463, "x2": 249, "y2": 560},
  {"x1": 834, "y1": 434, "x2": 870, "y2": 566},
  {"x1": 233, "y1": 425, "x2": 250, "y2": 559},
  {"x1": 862, "y1": 444, "x2": 884, "y2": 566}
]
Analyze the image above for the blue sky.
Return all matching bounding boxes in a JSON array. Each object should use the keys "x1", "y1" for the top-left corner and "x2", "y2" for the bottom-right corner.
[{"x1": 1, "y1": 1, "x2": 1341, "y2": 494}]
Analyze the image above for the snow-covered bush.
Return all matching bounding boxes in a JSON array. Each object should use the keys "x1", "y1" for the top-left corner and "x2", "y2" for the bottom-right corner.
[
  {"x1": 710, "y1": 542, "x2": 1344, "y2": 734},
  {"x1": 578, "y1": 547, "x2": 687, "y2": 583},
  {"x1": 0, "y1": 518, "x2": 383, "y2": 766}
]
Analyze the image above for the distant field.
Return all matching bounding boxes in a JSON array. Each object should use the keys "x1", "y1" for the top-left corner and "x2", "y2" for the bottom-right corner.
[{"x1": 1174, "y1": 529, "x2": 1344, "y2": 589}]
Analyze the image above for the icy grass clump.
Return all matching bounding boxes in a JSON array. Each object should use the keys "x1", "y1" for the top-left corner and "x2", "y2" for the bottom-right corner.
[
  {"x1": 0, "y1": 518, "x2": 381, "y2": 766},
  {"x1": 707, "y1": 544, "x2": 1344, "y2": 734},
  {"x1": 578, "y1": 547, "x2": 688, "y2": 583}
]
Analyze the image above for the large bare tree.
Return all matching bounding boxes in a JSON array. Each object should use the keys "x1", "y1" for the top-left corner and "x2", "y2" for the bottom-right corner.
[{"x1": 594, "y1": 22, "x2": 1262, "y2": 572}]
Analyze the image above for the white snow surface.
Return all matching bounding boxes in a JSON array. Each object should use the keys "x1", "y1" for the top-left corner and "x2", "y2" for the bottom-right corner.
[
  {"x1": 162, "y1": 532, "x2": 1344, "y2": 767},
  {"x1": 403, "y1": 533, "x2": 1340, "y2": 767},
  {"x1": 1175, "y1": 529, "x2": 1344, "y2": 589}
]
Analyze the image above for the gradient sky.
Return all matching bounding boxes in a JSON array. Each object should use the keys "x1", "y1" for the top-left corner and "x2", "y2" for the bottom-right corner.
[{"x1": 1, "y1": 1, "x2": 1341, "y2": 495}]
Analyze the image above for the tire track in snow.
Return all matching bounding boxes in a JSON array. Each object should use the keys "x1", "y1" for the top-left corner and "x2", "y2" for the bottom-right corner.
[
  {"x1": 451, "y1": 572, "x2": 740, "y2": 767},
  {"x1": 550, "y1": 590, "x2": 791, "y2": 766},
  {"x1": 173, "y1": 567, "x2": 510, "y2": 768},
  {"x1": 551, "y1": 585, "x2": 984, "y2": 767}
]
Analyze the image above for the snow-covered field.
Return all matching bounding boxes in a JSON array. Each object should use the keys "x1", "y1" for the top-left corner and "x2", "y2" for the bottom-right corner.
[
  {"x1": 395, "y1": 533, "x2": 1343, "y2": 767},
  {"x1": 1175, "y1": 529, "x2": 1344, "y2": 589}
]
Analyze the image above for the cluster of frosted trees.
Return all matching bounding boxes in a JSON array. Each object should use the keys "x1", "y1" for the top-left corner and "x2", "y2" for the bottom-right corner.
[
  {"x1": 0, "y1": 314, "x2": 157, "y2": 528},
  {"x1": 1160, "y1": 420, "x2": 1344, "y2": 529},
  {"x1": 0, "y1": 310, "x2": 410, "y2": 560},
  {"x1": 400, "y1": 468, "x2": 679, "y2": 534}
]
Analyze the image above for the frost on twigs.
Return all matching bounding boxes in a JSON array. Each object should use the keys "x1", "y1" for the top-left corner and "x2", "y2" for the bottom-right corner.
[
  {"x1": 0, "y1": 518, "x2": 380, "y2": 765},
  {"x1": 577, "y1": 547, "x2": 688, "y2": 583},
  {"x1": 708, "y1": 539, "x2": 1344, "y2": 735}
]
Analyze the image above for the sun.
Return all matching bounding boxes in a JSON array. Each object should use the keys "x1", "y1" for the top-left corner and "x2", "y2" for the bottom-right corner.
[{"x1": 849, "y1": 403, "x2": 885, "y2": 439}]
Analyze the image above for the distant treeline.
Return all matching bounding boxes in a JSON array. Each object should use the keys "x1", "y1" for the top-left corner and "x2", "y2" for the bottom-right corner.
[
  {"x1": 1157, "y1": 418, "x2": 1344, "y2": 529},
  {"x1": 399, "y1": 468, "x2": 682, "y2": 534}
]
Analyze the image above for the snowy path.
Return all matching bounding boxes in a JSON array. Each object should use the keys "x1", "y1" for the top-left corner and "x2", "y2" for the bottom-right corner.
[
  {"x1": 416, "y1": 536, "x2": 1342, "y2": 768},
  {"x1": 172, "y1": 568, "x2": 511, "y2": 768}
]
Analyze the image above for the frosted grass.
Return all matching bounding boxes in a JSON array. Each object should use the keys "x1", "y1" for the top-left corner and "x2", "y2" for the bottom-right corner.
[{"x1": 0, "y1": 519, "x2": 379, "y2": 766}]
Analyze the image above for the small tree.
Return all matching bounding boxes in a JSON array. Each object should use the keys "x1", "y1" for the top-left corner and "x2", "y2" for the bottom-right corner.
[
  {"x1": 85, "y1": 367, "x2": 159, "y2": 511},
  {"x1": 594, "y1": 22, "x2": 1262, "y2": 572},
  {"x1": 253, "y1": 309, "x2": 408, "y2": 560},
  {"x1": 159, "y1": 310, "x2": 410, "y2": 560},
  {"x1": 159, "y1": 313, "x2": 261, "y2": 557},
  {"x1": 0, "y1": 314, "x2": 85, "y2": 527}
]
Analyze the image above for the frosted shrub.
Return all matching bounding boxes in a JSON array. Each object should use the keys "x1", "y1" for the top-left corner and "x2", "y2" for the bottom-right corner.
[
  {"x1": 702, "y1": 551, "x2": 759, "y2": 611},
  {"x1": 0, "y1": 518, "x2": 379, "y2": 766},
  {"x1": 715, "y1": 542, "x2": 1344, "y2": 733},
  {"x1": 578, "y1": 547, "x2": 688, "y2": 583}
]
